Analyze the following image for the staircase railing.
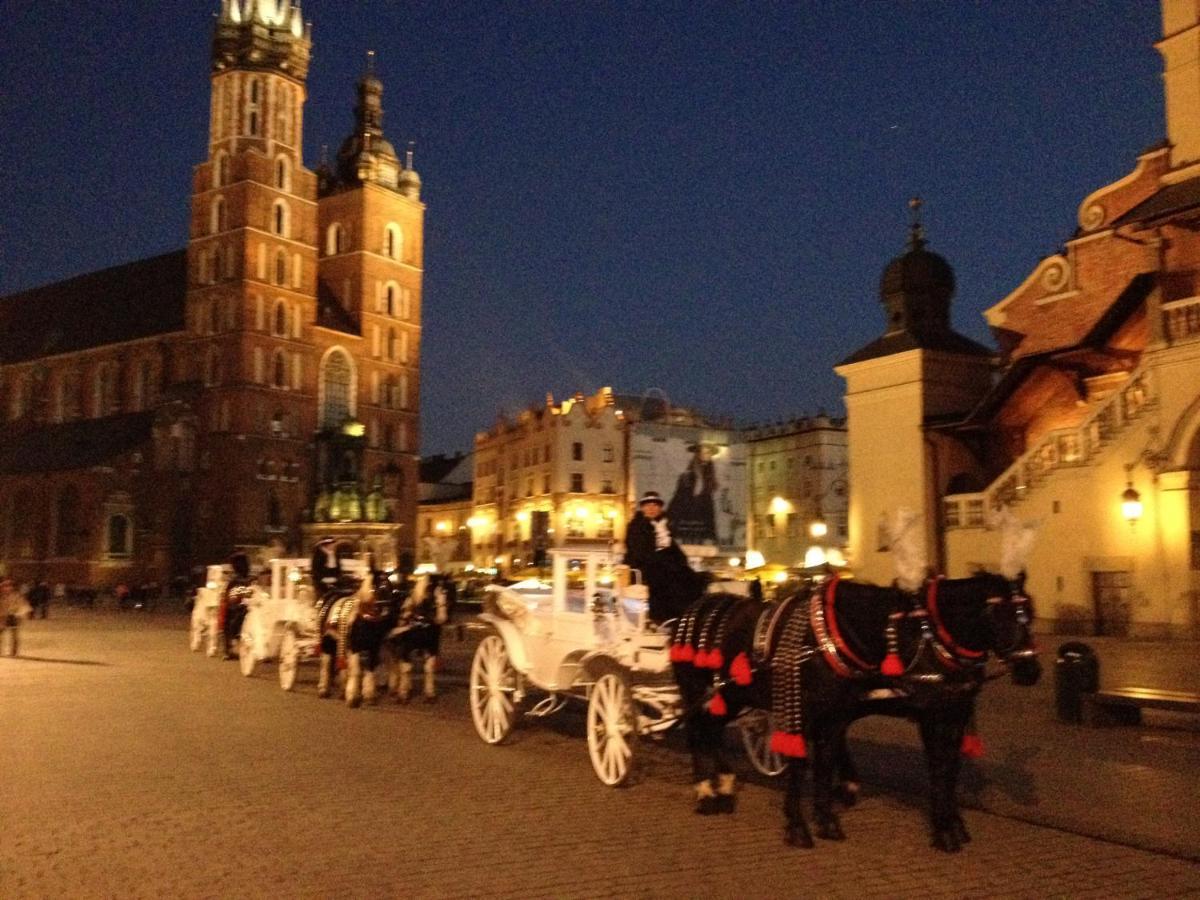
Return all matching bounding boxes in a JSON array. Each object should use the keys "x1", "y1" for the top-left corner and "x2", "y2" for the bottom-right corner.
[{"x1": 943, "y1": 362, "x2": 1155, "y2": 529}]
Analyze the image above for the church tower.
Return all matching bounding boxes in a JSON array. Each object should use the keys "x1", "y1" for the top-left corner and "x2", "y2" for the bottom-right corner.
[
  {"x1": 312, "y1": 59, "x2": 424, "y2": 562},
  {"x1": 184, "y1": 0, "x2": 320, "y2": 560},
  {"x1": 834, "y1": 203, "x2": 994, "y2": 584}
]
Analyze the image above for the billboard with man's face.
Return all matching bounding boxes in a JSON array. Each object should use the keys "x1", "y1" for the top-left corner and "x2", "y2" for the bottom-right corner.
[{"x1": 629, "y1": 425, "x2": 747, "y2": 554}]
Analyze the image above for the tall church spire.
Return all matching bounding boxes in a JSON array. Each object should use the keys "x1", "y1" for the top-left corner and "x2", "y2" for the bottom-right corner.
[{"x1": 330, "y1": 56, "x2": 421, "y2": 197}]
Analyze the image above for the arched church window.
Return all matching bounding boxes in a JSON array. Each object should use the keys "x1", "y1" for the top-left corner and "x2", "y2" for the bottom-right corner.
[
  {"x1": 384, "y1": 223, "x2": 402, "y2": 260},
  {"x1": 272, "y1": 351, "x2": 287, "y2": 389},
  {"x1": 275, "y1": 155, "x2": 290, "y2": 192},
  {"x1": 107, "y1": 515, "x2": 131, "y2": 557},
  {"x1": 275, "y1": 251, "x2": 287, "y2": 286},
  {"x1": 385, "y1": 283, "x2": 397, "y2": 315},
  {"x1": 214, "y1": 151, "x2": 229, "y2": 188},
  {"x1": 210, "y1": 196, "x2": 225, "y2": 235},
  {"x1": 273, "y1": 301, "x2": 288, "y2": 337},
  {"x1": 272, "y1": 200, "x2": 288, "y2": 237},
  {"x1": 320, "y1": 349, "x2": 353, "y2": 428},
  {"x1": 387, "y1": 328, "x2": 397, "y2": 361},
  {"x1": 325, "y1": 223, "x2": 344, "y2": 257}
]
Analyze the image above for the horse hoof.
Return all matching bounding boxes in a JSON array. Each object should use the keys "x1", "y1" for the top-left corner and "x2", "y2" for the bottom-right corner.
[
  {"x1": 317, "y1": 689, "x2": 330, "y2": 699},
  {"x1": 695, "y1": 796, "x2": 720, "y2": 816},
  {"x1": 713, "y1": 794, "x2": 736, "y2": 815},
  {"x1": 784, "y1": 826, "x2": 814, "y2": 849},
  {"x1": 931, "y1": 830, "x2": 962, "y2": 853},
  {"x1": 397, "y1": 694, "x2": 411, "y2": 705},
  {"x1": 347, "y1": 696, "x2": 362, "y2": 709},
  {"x1": 834, "y1": 782, "x2": 860, "y2": 808},
  {"x1": 423, "y1": 694, "x2": 437, "y2": 705},
  {"x1": 952, "y1": 818, "x2": 972, "y2": 844},
  {"x1": 816, "y1": 820, "x2": 846, "y2": 842}
]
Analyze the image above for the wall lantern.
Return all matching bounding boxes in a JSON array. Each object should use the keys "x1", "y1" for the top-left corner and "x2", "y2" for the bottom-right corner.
[
  {"x1": 809, "y1": 519, "x2": 828, "y2": 539},
  {"x1": 1121, "y1": 483, "x2": 1143, "y2": 523}
]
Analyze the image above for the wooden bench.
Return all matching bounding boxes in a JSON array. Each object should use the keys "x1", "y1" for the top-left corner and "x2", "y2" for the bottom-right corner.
[{"x1": 1086, "y1": 687, "x2": 1200, "y2": 725}]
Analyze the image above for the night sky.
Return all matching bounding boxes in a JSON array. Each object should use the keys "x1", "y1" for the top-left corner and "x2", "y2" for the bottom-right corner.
[{"x1": 0, "y1": 2, "x2": 1163, "y2": 453}]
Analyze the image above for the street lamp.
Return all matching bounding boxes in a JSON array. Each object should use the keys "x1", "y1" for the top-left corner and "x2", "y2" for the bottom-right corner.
[
  {"x1": 1121, "y1": 482, "x2": 1143, "y2": 524},
  {"x1": 808, "y1": 519, "x2": 828, "y2": 539}
]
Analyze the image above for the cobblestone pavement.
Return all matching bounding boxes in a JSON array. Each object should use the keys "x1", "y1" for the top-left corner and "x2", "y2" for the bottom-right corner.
[{"x1": 1, "y1": 611, "x2": 1198, "y2": 899}]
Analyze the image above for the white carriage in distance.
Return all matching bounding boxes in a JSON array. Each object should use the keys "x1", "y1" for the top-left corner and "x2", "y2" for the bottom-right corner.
[
  {"x1": 469, "y1": 549, "x2": 783, "y2": 786},
  {"x1": 189, "y1": 565, "x2": 229, "y2": 657}
]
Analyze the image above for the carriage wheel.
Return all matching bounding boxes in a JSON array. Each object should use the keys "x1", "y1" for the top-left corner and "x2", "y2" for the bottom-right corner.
[
  {"x1": 587, "y1": 666, "x2": 638, "y2": 787},
  {"x1": 470, "y1": 634, "x2": 519, "y2": 745},
  {"x1": 740, "y1": 709, "x2": 786, "y2": 777},
  {"x1": 238, "y1": 621, "x2": 257, "y2": 677},
  {"x1": 278, "y1": 629, "x2": 299, "y2": 691}
]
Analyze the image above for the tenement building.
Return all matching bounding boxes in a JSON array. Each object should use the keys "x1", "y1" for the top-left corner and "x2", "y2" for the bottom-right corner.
[
  {"x1": 839, "y1": 0, "x2": 1200, "y2": 638},
  {"x1": 0, "y1": 1, "x2": 423, "y2": 585}
]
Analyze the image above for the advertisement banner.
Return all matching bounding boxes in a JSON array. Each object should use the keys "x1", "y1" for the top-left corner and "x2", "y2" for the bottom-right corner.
[{"x1": 629, "y1": 426, "x2": 747, "y2": 554}]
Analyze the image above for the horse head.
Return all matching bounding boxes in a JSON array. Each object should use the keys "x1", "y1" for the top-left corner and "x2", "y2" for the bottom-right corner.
[{"x1": 989, "y1": 572, "x2": 1040, "y2": 686}]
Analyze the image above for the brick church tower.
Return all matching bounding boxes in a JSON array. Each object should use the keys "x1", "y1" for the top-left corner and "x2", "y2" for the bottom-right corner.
[{"x1": 186, "y1": 0, "x2": 421, "y2": 565}]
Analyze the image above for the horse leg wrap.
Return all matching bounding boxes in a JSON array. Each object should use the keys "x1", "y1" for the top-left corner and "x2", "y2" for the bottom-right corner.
[
  {"x1": 363, "y1": 668, "x2": 377, "y2": 704},
  {"x1": 346, "y1": 653, "x2": 362, "y2": 707},
  {"x1": 317, "y1": 655, "x2": 331, "y2": 698},
  {"x1": 422, "y1": 655, "x2": 437, "y2": 702},
  {"x1": 398, "y1": 661, "x2": 413, "y2": 703},
  {"x1": 694, "y1": 780, "x2": 720, "y2": 815},
  {"x1": 715, "y1": 772, "x2": 737, "y2": 814}
]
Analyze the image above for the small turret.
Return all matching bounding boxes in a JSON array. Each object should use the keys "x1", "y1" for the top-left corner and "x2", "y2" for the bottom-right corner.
[{"x1": 328, "y1": 53, "x2": 420, "y2": 197}]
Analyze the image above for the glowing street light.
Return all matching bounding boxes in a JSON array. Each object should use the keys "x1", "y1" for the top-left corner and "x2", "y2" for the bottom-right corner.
[{"x1": 1121, "y1": 483, "x2": 1143, "y2": 524}]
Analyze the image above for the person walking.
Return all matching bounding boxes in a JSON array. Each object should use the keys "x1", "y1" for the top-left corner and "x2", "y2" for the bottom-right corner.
[{"x1": 0, "y1": 577, "x2": 33, "y2": 656}]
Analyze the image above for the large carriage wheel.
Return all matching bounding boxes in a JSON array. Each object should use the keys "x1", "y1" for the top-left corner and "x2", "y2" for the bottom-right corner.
[
  {"x1": 470, "y1": 633, "x2": 520, "y2": 744},
  {"x1": 238, "y1": 617, "x2": 257, "y2": 677},
  {"x1": 586, "y1": 662, "x2": 638, "y2": 787},
  {"x1": 278, "y1": 629, "x2": 299, "y2": 691},
  {"x1": 739, "y1": 709, "x2": 786, "y2": 777}
]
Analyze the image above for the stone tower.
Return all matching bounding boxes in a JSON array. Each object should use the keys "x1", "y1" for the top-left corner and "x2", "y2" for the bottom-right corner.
[
  {"x1": 184, "y1": 0, "x2": 319, "y2": 560},
  {"x1": 834, "y1": 205, "x2": 994, "y2": 585}
]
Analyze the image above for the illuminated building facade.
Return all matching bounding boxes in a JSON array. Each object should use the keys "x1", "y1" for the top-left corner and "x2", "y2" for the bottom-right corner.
[{"x1": 841, "y1": 0, "x2": 1200, "y2": 637}]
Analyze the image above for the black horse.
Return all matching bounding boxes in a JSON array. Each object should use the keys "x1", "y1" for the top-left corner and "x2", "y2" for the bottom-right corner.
[
  {"x1": 317, "y1": 570, "x2": 401, "y2": 707},
  {"x1": 385, "y1": 574, "x2": 453, "y2": 703},
  {"x1": 673, "y1": 572, "x2": 1040, "y2": 852}
]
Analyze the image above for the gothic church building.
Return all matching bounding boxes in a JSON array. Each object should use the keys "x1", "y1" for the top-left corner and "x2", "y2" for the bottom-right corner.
[{"x1": 0, "y1": 0, "x2": 423, "y2": 585}]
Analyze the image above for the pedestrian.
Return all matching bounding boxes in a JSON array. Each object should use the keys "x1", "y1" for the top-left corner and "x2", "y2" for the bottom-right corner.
[
  {"x1": 29, "y1": 580, "x2": 51, "y2": 619},
  {"x1": 219, "y1": 552, "x2": 255, "y2": 660},
  {"x1": 0, "y1": 577, "x2": 33, "y2": 656},
  {"x1": 623, "y1": 490, "x2": 705, "y2": 623}
]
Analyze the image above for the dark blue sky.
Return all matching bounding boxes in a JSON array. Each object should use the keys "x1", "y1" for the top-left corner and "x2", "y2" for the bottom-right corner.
[{"x1": 0, "y1": 2, "x2": 1163, "y2": 453}]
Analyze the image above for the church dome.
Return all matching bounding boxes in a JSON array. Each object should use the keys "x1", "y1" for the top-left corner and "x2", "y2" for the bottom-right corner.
[{"x1": 879, "y1": 235, "x2": 955, "y2": 307}]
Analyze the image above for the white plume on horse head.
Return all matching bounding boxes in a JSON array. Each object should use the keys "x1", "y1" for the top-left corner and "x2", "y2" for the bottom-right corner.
[
  {"x1": 993, "y1": 507, "x2": 1039, "y2": 581},
  {"x1": 887, "y1": 507, "x2": 926, "y2": 592}
]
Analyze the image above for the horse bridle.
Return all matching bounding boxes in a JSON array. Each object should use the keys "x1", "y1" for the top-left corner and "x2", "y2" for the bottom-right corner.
[{"x1": 984, "y1": 583, "x2": 1037, "y2": 665}]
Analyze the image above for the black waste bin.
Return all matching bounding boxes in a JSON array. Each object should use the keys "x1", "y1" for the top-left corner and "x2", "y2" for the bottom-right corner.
[{"x1": 1055, "y1": 641, "x2": 1099, "y2": 723}]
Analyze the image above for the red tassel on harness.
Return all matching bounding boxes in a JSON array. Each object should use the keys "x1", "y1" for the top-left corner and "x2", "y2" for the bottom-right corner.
[
  {"x1": 693, "y1": 649, "x2": 710, "y2": 668},
  {"x1": 678, "y1": 643, "x2": 695, "y2": 663},
  {"x1": 336, "y1": 656, "x2": 347, "y2": 671},
  {"x1": 769, "y1": 731, "x2": 807, "y2": 758},
  {"x1": 960, "y1": 733, "x2": 985, "y2": 759},
  {"x1": 881, "y1": 653, "x2": 904, "y2": 677},
  {"x1": 707, "y1": 692, "x2": 728, "y2": 716},
  {"x1": 669, "y1": 644, "x2": 683, "y2": 663},
  {"x1": 707, "y1": 648, "x2": 725, "y2": 670},
  {"x1": 729, "y1": 652, "x2": 753, "y2": 685}
]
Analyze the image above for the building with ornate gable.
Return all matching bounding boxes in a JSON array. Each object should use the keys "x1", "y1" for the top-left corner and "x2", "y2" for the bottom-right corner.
[
  {"x1": 840, "y1": 1, "x2": 1200, "y2": 638},
  {"x1": 0, "y1": 0, "x2": 423, "y2": 585}
]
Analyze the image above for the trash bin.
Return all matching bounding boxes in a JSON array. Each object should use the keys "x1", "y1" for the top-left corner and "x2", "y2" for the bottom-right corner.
[{"x1": 1055, "y1": 641, "x2": 1099, "y2": 723}]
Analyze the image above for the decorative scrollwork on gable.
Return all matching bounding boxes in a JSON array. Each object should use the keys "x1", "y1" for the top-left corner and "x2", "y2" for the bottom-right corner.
[
  {"x1": 1080, "y1": 202, "x2": 1106, "y2": 232},
  {"x1": 1040, "y1": 258, "x2": 1071, "y2": 293}
]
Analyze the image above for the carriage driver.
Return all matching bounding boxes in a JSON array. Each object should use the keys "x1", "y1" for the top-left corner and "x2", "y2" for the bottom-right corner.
[
  {"x1": 623, "y1": 491, "x2": 705, "y2": 624},
  {"x1": 219, "y1": 551, "x2": 255, "y2": 660}
]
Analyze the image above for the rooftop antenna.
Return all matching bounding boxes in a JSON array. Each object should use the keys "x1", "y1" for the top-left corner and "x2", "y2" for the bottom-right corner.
[
  {"x1": 406, "y1": 140, "x2": 415, "y2": 169},
  {"x1": 365, "y1": 49, "x2": 376, "y2": 74},
  {"x1": 908, "y1": 195, "x2": 925, "y2": 249}
]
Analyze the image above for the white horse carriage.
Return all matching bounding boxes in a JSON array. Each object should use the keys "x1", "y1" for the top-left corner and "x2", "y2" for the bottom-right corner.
[
  {"x1": 235, "y1": 557, "x2": 317, "y2": 687},
  {"x1": 469, "y1": 549, "x2": 784, "y2": 786},
  {"x1": 189, "y1": 564, "x2": 228, "y2": 656}
]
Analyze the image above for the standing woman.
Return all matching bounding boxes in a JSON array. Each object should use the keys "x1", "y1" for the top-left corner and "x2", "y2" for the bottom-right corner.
[{"x1": 0, "y1": 577, "x2": 32, "y2": 656}]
